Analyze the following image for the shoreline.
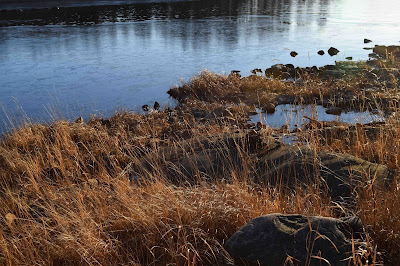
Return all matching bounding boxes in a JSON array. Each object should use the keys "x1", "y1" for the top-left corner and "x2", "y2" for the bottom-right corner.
[{"x1": 0, "y1": 45, "x2": 399, "y2": 264}]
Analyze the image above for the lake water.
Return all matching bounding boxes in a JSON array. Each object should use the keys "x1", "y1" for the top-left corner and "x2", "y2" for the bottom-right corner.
[
  {"x1": 0, "y1": 0, "x2": 400, "y2": 132},
  {"x1": 250, "y1": 104, "x2": 385, "y2": 130}
]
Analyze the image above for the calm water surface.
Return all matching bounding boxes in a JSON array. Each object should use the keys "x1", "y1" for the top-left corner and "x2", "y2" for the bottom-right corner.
[{"x1": 0, "y1": 0, "x2": 400, "y2": 132}]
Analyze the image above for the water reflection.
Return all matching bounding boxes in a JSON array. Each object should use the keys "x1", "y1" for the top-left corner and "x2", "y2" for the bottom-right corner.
[
  {"x1": 0, "y1": 0, "x2": 400, "y2": 133},
  {"x1": 250, "y1": 105, "x2": 385, "y2": 130},
  {"x1": 0, "y1": 0, "x2": 331, "y2": 26}
]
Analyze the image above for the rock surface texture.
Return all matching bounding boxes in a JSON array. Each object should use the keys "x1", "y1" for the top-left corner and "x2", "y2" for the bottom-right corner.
[
  {"x1": 256, "y1": 144, "x2": 392, "y2": 200},
  {"x1": 225, "y1": 214, "x2": 364, "y2": 266}
]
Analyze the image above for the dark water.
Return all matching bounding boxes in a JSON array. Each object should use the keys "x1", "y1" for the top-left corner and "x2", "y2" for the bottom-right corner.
[{"x1": 0, "y1": 0, "x2": 400, "y2": 132}]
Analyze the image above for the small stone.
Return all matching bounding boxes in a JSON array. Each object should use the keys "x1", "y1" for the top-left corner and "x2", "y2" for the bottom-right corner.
[
  {"x1": 317, "y1": 50, "x2": 325, "y2": 55},
  {"x1": 328, "y1": 47, "x2": 340, "y2": 56},
  {"x1": 230, "y1": 70, "x2": 241, "y2": 75},
  {"x1": 326, "y1": 107, "x2": 342, "y2": 115},
  {"x1": 345, "y1": 56, "x2": 353, "y2": 60},
  {"x1": 263, "y1": 103, "x2": 276, "y2": 114},
  {"x1": 364, "y1": 38, "x2": 372, "y2": 43},
  {"x1": 250, "y1": 68, "x2": 263, "y2": 74},
  {"x1": 290, "y1": 51, "x2": 298, "y2": 57},
  {"x1": 5, "y1": 213, "x2": 16, "y2": 226},
  {"x1": 153, "y1": 101, "x2": 160, "y2": 111},
  {"x1": 74, "y1": 117, "x2": 83, "y2": 123},
  {"x1": 142, "y1": 105, "x2": 149, "y2": 112}
]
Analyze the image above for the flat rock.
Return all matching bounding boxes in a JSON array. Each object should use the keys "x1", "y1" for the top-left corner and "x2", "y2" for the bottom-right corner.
[
  {"x1": 225, "y1": 214, "x2": 365, "y2": 266},
  {"x1": 255, "y1": 144, "x2": 392, "y2": 200}
]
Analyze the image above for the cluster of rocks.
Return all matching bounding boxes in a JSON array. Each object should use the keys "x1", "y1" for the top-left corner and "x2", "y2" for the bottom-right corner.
[
  {"x1": 288, "y1": 47, "x2": 340, "y2": 58},
  {"x1": 263, "y1": 62, "x2": 358, "y2": 80},
  {"x1": 161, "y1": 44, "x2": 399, "y2": 265}
]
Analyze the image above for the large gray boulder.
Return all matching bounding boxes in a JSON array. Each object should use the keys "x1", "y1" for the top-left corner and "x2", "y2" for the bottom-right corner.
[
  {"x1": 255, "y1": 144, "x2": 392, "y2": 200},
  {"x1": 225, "y1": 214, "x2": 365, "y2": 266}
]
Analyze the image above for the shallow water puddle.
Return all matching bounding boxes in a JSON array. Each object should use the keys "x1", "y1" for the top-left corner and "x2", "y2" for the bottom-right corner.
[{"x1": 250, "y1": 104, "x2": 385, "y2": 130}]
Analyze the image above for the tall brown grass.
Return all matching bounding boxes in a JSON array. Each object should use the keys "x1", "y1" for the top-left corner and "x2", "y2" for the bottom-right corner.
[
  {"x1": 2, "y1": 64, "x2": 400, "y2": 264},
  {"x1": 0, "y1": 111, "x2": 342, "y2": 265}
]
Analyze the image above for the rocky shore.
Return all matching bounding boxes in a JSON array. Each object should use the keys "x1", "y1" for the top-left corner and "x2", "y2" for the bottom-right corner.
[{"x1": 1, "y1": 45, "x2": 400, "y2": 265}]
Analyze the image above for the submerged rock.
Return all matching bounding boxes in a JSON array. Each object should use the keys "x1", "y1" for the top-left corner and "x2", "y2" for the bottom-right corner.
[
  {"x1": 326, "y1": 106, "x2": 342, "y2": 115},
  {"x1": 328, "y1": 47, "x2": 340, "y2": 56},
  {"x1": 154, "y1": 101, "x2": 160, "y2": 111},
  {"x1": 225, "y1": 214, "x2": 365, "y2": 266}
]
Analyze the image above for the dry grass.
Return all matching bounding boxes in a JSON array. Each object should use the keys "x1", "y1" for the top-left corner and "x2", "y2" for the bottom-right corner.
[
  {"x1": 0, "y1": 111, "x2": 342, "y2": 265},
  {"x1": 301, "y1": 114, "x2": 400, "y2": 264},
  {"x1": 2, "y1": 54, "x2": 400, "y2": 264}
]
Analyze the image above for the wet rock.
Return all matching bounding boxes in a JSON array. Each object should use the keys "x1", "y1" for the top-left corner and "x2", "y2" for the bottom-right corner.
[
  {"x1": 317, "y1": 50, "x2": 325, "y2": 55},
  {"x1": 230, "y1": 70, "x2": 241, "y2": 77},
  {"x1": 225, "y1": 214, "x2": 365, "y2": 266},
  {"x1": 264, "y1": 64, "x2": 300, "y2": 79},
  {"x1": 142, "y1": 105, "x2": 149, "y2": 112},
  {"x1": 290, "y1": 51, "x2": 298, "y2": 57},
  {"x1": 328, "y1": 47, "x2": 340, "y2": 56},
  {"x1": 345, "y1": 56, "x2": 353, "y2": 60},
  {"x1": 265, "y1": 64, "x2": 286, "y2": 79},
  {"x1": 326, "y1": 107, "x2": 342, "y2": 115},
  {"x1": 250, "y1": 68, "x2": 263, "y2": 74},
  {"x1": 74, "y1": 117, "x2": 83, "y2": 123},
  {"x1": 364, "y1": 38, "x2": 372, "y2": 43},
  {"x1": 275, "y1": 94, "x2": 297, "y2": 104},
  {"x1": 153, "y1": 101, "x2": 160, "y2": 111},
  {"x1": 262, "y1": 103, "x2": 276, "y2": 114}
]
